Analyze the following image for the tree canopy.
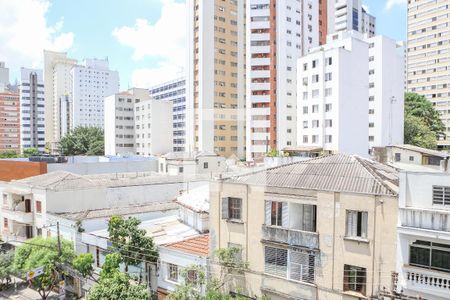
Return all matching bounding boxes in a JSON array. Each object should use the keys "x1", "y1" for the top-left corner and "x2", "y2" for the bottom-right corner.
[
  {"x1": 13, "y1": 237, "x2": 75, "y2": 300},
  {"x1": 72, "y1": 253, "x2": 95, "y2": 279},
  {"x1": 0, "y1": 250, "x2": 14, "y2": 290},
  {"x1": 404, "y1": 92, "x2": 445, "y2": 149},
  {"x1": 58, "y1": 126, "x2": 104, "y2": 156}
]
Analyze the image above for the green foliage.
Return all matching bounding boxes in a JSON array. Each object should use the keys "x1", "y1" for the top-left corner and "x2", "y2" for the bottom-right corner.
[
  {"x1": 72, "y1": 253, "x2": 94, "y2": 278},
  {"x1": 404, "y1": 93, "x2": 446, "y2": 149},
  {"x1": 108, "y1": 216, "x2": 158, "y2": 269},
  {"x1": 22, "y1": 148, "x2": 39, "y2": 158},
  {"x1": 59, "y1": 126, "x2": 104, "y2": 156},
  {"x1": 0, "y1": 150, "x2": 19, "y2": 158},
  {"x1": 13, "y1": 237, "x2": 75, "y2": 300},
  {"x1": 214, "y1": 247, "x2": 248, "y2": 274},
  {"x1": 88, "y1": 271, "x2": 151, "y2": 300},
  {"x1": 99, "y1": 253, "x2": 122, "y2": 279},
  {"x1": 0, "y1": 250, "x2": 14, "y2": 289}
]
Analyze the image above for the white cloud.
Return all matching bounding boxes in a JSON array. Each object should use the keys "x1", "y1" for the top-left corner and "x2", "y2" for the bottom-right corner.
[
  {"x1": 112, "y1": 0, "x2": 186, "y2": 88},
  {"x1": 0, "y1": 0, "x2": 74, "y2": 76},
  {"x1": 385, "y1": 0, "x2": 407, "y2": 11}
]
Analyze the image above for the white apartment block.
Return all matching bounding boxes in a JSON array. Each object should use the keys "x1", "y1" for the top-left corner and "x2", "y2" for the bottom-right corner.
[
  {"x1": 149, "y1": 77, "x2": 186, "y2": 152},
  {"x1": 186, "y1": 0, "x2": 246, "y2": 159},
  {"x1": 104, "y1": 88, "x2": 173, "y2": 156},
  {"x1": 396, "y1": 171, "x2": 450, "y2": 300},
  {"x1": 407, "y1": 0, "x2": 450, "y2": 149},
  {"x1": 71, "y1": 58, "x2": 119, "y2": 129},
  {"x1": 134, "y1": 98, "x2": 173, "y2": 156},
  {"x1": 297, "y1": 31, "x2": 404, "y2": 157},
  {"x1": 19, "y1": 68, "x2": 45, "y2": 153},
  {"x1": 43, "y1": 50, "x2": 77, "y2": 149},
  {"x1": 246, "y1": 0, "x2": 319, "y2": 160},
  {"x1": 0, "y1": 61, "x2": 9, "y2": 91},
  {"x1": 327, "y1": 0, "x2": 376, "y2": 37}
]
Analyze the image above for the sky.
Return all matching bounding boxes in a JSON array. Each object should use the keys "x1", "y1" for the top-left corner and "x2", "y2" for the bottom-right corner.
[{"x1": 0, "y1": 0, "x2": 407, "y2": 90}]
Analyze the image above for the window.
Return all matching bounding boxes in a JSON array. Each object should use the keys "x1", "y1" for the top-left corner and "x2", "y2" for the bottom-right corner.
[
  {"x1": 186, "y1": 269, "x2": 199, "y2": 285},
  {"x1": 395, "y1": 153, "x2": 401, "y2": 162},
  {"x1": 203, "y1": 162, "x2": 209, "y2": 169},
  {"x1": 409, "y1": 156, "x2": 414, "y2": 162},
  {"x1": 264, "y1": 246, "x2": 288, "y2": 277},
  {"x1": 325, "y1": 72, "x2": 332, "y2": 81},
  {"x1": 266, "y1": 201, "x2": 286, "y2": 227},
  {"x1": 409, "y1": 240, "x2": 450, "y2": 272},
  {"x1": 179, "y1": 167, "x2": 184, "y2": 173},
  {"x1": 3, "y1": 218, "x2": 8, "y2": 228},
  {"x1": 167, "y1": 263, "x2": 178, "y2": 282},
  {"x1": 432, "y1": 186, "x2": 450, "y2": 205},
  {"x1": 346, "y1": 211, "x2": 368, "y2": 239},
  {"x1": 222, "y1": 197, "x2": 242, "y2": 220},
  {"x1": 36, "y1": 201, "x2": 42, "y2": 213},
  {"x1": 325, "y1": 104, "x2": 332, "y2": 112},
  {"x1": 343, "y1": 265, "x2": 366, "y2": 295}
]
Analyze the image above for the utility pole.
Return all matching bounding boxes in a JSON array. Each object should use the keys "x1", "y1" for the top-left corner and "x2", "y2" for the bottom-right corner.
[{"x1": 56, "y1": 222, "x2": 62, "y2": 256}]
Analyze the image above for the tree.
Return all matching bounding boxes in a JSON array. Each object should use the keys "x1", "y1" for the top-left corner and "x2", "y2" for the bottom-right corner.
[
  {"x1": 0, "y1": 150, "x2": 18, "y2": 158},
  {"x1": 13, "y1": 237, "x2": 75, "y2": 300},
  {"x1": 88, "y1": 254, "x2": 151, "y2": 300},
  {"x1": 22, "y1": 148, "x2": 39, "y2": 157},
  {"x1": 108, "y1": 216, "x2": 158, "y2": 270},
  {"x1": 404, "y1": 92, "x2": 445, "y2": 149},
  {"x1": 0, "y1": 250, "x2": 14, "y2": 290},
  {"x1": 72, "y1": 253, "x2": 95, "y2": 279},
  {"x1": 59, "y1": 126, "x2": 104, "y2": 156}
]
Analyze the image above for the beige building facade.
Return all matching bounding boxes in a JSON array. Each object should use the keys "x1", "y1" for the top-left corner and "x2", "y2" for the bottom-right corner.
[
  {"x1": 210, "y1": 154, "x2": 399, "y2": 299},
  {"x1": 407, "y1": 0, "x2": 450, "y2": 148}
]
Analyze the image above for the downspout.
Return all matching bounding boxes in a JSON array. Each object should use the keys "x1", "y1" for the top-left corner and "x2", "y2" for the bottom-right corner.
[
  {"x1": 371, "y1": 196, "x2": 378, "y2": 297},
  {"x1": 332, "y1": 192, "x2": 337, "y2": 291}
]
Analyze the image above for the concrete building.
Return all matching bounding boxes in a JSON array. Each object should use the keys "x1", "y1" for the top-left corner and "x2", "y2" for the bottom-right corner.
[
  {"x1": 104, "y1": 88, "x2": 173, "y2": 156},
  {"x1": 0, "y1": 170, "x2": 209, "y2": 244},
  {"x1": 396, "y1": 170, "x2": 450, "y2": 299},
  {"x1": 149, "y1": 77, "x2": 186, "y2": 152},
  {"x1": 158, "y1": 151, "x2": 226, "y2": 176},
  {"x1": 186, "y1": 0, "x2": 246, "y2": 159},
  {"x1": 134, "y1": 97, "x2": 173, "y2": 156},
  {"x1": 407, "y1": 0, "x2": 450, "y2": 149},
  {"x1": 43, "y1": 51, "x2": 77, "y2": 149},
  {"x1": 0, "y1": 62, "x2": 9, "y2": 91},
  {"x1": 19, "y1": 68, "x2": 45, "y2": 153},
  {"x1": 0, "y1": 90, "x2": 20, "y2": 152},
  {"x1": 71, "y1": 58, "x2": 119, "y2": 129},
  {"x1": 210, "y1": 154, "x2": 399, "y2": 299},
  {"x1": 296, "y1": 31, "x2": 404, "y2": 157},
  {"x1": 326, "y1": 0, "x2": 376, "y2": 37},
  {"x1": 246, "y1": 0, "x2": 319, "y2": 160}
]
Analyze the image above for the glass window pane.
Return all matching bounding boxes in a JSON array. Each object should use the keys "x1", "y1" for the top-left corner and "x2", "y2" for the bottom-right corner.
[
  {"x1": 410, "y1": 246, "x2": 430, "y2": 267},
  {"x1": 431, "y1": 249, "x2": 450, "y2": 272}
]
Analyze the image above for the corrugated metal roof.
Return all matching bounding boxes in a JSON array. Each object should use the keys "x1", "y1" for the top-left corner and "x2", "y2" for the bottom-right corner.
[
  {"x1": 389, "y1": 144, "x2": 450, "y2": 158},
  {"x1": 224, "y1": 154, "x2": 399, "y2": 196}
]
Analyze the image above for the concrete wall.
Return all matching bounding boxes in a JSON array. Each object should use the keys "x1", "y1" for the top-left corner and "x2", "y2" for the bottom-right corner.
[
  {"x1": 47, "y1": 160, "x2": 158, "y2": 175},
  {"x1": 0, "y1": 160, "x2": 47, "y2": 181}
]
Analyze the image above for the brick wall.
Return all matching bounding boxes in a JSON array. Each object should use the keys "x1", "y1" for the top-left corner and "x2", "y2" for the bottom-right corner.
[{"x1": 0, "y1": 161, "x2": 47, "y2": 181}]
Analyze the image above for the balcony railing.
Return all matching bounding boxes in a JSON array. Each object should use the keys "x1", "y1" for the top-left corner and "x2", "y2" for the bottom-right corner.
[
  {"x1": 2, "y1": 208, "x2": 33, "y2": 224},
  {"x1": 403, "y1": 266, "x2": 450, "y2": 298},
  {"x1": 262, "y1": 225, "x2": 319, "y2": 249},
  {"x1": 400, "y1": 207, "x2": 450, "y2": 232}
]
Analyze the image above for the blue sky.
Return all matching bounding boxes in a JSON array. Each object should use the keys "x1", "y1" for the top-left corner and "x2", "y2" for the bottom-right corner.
[{"x1": 0, "y1": 0, "x2": 407, "y2": 89}]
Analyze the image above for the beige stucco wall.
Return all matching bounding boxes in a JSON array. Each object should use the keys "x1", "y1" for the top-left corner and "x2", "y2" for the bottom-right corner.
[{"x1": 210, "y1": 181, "x2": 398, "y2": 300}]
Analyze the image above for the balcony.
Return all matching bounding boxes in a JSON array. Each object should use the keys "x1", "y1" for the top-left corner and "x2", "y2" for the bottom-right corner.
[
  {"x1": 2, "y1": 208, "x2": 33, "y2": 224},
  {"x1": 400, "y1": 207, "x2": 450, "y2": 232},
  {"x1": 403, "y1": 266, "x2": 450, "y2": 299},
  {"x1": 262, "y1": 225, "x2": 319, "y2": 249}
]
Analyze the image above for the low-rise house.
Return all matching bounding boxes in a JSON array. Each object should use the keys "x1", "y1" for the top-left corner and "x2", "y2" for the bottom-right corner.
[
  {"x1": 396, "y1": 170, "x2": 450, "y2": 300},
  {"x1": 158, "y1": 151, "x2": 226, "y2": 176},
  {"x1": 0, "y1": 170, "x2": 209, "y2": 244},
  {"x1": 210, "y1": 154, "x2": 399, "y2": 299}
]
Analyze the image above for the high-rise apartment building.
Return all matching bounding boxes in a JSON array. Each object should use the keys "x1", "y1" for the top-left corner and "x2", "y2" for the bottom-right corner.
[
  {"x1": 407, "y1": 0, "x2": 450, "y2": 149},
  {"x1": 0, "y1": 90, "x2": 20, "y2": 152},
  {"x1": 246, "y1": 0, "x2": 319, "y2": 160},
  {"x1": 326, "y1": 0, "x2": 376, "y2": 38},
  {"x1": 186, "y1": 0, "x2": 246, "y2": 159},
  {"x1": 71, "y1": 58, "x2": 119, "y2": 129},
  {"x1": 20, "y1": 68, "x2": 45, "y2": 152},
  {"x1": 43, "y1": 50, "x2": 77, "y2": 150},
  {"x1": 149, "y1": 77, "x2": 186, "y2": 152},
  {"x1": 104, "y1": 88, "x2": 173, "y2": 156},
  {"x1": 297, "y1": 31, "x2": 404, "y2": 156},
  {"x1": 0, "y1": 62, "x2": 9, "y2": 91}
]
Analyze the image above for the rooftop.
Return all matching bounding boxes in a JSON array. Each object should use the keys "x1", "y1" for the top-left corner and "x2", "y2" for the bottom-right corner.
[
  {"x1": 224, "y1": 154, "x2": 399, "y2": 196},
  {"x1": 50, "y1": 201, "x2": 179, "y2": 221},
  {"x1": 162, "y1": 151, "x2": 219, "y2": 161},
  {"x1": 388, "y1": 144, "x2": 450, "y2": 158},
  {"x1": 12, "y1": 170, "x2": 210, "y2": 191},
  {"x1": 175, "y1": 185, "x2": 209, "y2": 213},
  {"x1": 163, "y1": 234, "x2": 209, "y2": 257}
]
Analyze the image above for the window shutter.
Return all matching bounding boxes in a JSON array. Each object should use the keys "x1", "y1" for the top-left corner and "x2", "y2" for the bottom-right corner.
[
  {"x1": 303, "y1": 205, "x2": 313, "y2": 232},
  {"x1": 221, "y1": 197, "x2": 229, "y2": 219},
  {"x1": 265, "y1": 201, "x2": 271, "y2": 225},
  {"x1": 361, "y1": 212, "x2": 368, "y2": 238},
  {"x1": 346, "y1": 211, "x2": 354, "y2": 236},
  {"x1": 282, "y1": 202, "x2": 289, "y2": 227}
]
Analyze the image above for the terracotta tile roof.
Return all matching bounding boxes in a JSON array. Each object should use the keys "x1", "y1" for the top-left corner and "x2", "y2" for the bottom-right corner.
[{"x1": 164, "y1": 234, "x2": 209, "y2": 257}]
